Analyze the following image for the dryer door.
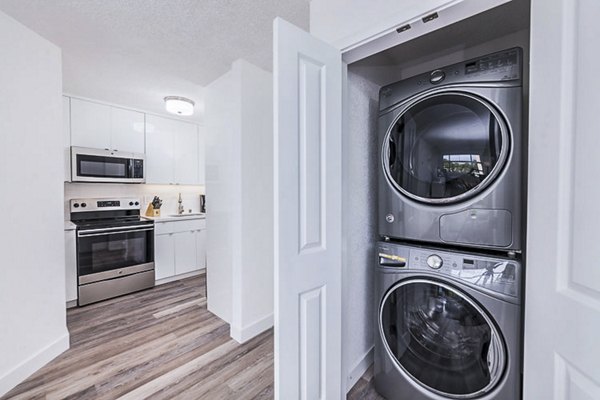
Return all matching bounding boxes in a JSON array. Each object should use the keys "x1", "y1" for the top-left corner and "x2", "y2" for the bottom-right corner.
[
  {"x1": 379, "y1": 278, "x2": 506, "y2": 398},
  {"x1": 383, "y1": 91, "x2": 510, "y2": 204}
]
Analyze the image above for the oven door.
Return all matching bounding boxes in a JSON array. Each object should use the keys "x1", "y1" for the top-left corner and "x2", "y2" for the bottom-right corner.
[
  {"x1": 77, "y1": 224, "x2": 154, "y2": 284},
  {"x1": 71, "y1": 146, "x2": 145, "y2": 183}
]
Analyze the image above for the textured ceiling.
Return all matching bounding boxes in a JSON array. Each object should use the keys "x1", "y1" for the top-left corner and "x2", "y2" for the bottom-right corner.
[{"x1": 0, "y1": 0, "x2": 310, "y2": 122}]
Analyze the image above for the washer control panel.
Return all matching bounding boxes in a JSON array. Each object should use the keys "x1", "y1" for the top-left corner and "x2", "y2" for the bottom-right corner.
[{"x1": 377, "y1": 242, "x2": 520, "y2": 298}]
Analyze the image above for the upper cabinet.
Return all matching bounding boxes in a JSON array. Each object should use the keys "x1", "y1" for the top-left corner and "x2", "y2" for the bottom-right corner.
[
  {"x1": 146, "y1": 114, "x2": 203, "y2": 185},
  {"x1": 70, "y1": 98, "x2": 145, "y2": 154}
]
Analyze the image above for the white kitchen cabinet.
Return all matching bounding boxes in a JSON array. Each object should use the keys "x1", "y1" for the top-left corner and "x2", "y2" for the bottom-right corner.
[
  {"x1": 154, "y1": 218, "x2": 207, "y2": 283},
  {"x1": 145, "y1": 114, "x2": 200, "y2": 185},
  {"x1": 63, "y1": 96, "x2": 71, "y2": 182},
  {"x1": 64, "y1": 228, "x2": 77, "y2": 303},
  {"x1": 174, "y1": 231, "x2": 198, "y2": 275},
  {"x1": 71, "y1": 98, "x2": 111, "y2": 150},
  {"x1": 70, "y1": 97, "x2": 145, "y2": 153},
  {"x1": 154, "y1": 233, "x2": 175, "y2": 280}
]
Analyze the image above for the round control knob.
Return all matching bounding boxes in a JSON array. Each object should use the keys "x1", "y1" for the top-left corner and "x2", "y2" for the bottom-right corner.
[
  {"x1": 430, "y1": 69, "x2": 446, "y2": 84},
  {"x1": 385, "y1": 214, "x2": 395, "y2": 223},
  {"x1": 81, "y1": 203, "x2": 87, "y2": 208},
  {"x1": 73, "y1": 203, "x2": 80, "y2": 208},
  {"x1": 134, "y1": 201, "x2": 139, "y2": 206},
  {"x1": 427, "y1": 254, "x2": 443, "y2": 269},
  {"x1": 129, "y1": 202, "x2": 134, "y2": 206}
]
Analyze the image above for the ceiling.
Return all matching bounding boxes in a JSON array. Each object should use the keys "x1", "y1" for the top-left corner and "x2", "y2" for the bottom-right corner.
[{"x1": 0, "y1": 0, "x2": 310, "y2": 122}]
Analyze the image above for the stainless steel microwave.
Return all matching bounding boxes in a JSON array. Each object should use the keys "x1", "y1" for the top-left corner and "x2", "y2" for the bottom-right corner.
[{"x1": 71, "y1": 146, "x2": 145, "y2": 183}]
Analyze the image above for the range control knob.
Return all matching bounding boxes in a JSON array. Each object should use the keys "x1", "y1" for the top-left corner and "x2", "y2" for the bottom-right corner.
[
  {"x1": 134, "y1": 201, "x2": 139, "y2": 206},
  {"x1": 73, "y1": 203, "x2": 80, "y2": 208},
  {"x1": 81, "y1": 203, "x2": 87, "y2": 208},
  {"x1": 430, "y1": 69, "x2": 446, "y2": 84},
  {"x1": 427, "y1": 254, "x2": 443, "y2": 269},
  {"x1": 129, "y1": 201, "x2": 134, "y2": 206}
]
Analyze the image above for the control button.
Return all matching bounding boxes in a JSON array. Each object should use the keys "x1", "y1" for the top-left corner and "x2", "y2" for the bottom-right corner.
[
  {"x1": 73, "y1": 203, "x2": 80, "y2": 208},
  {"x1": 430, "y1": 69, "x2": 446, "y2": 84},
  {"x1": 134, "y1": 201, "x2": 139, "y2": 206},
  {"x1": 129, "y1": 202, "x2": 134, "y2": 206},
  {"x1": 427, "y1": 254, "x2": 443, "y2": 269},
  {"x1": 385, "y1": 214, "x2": 395, "y2": 223},
  {"x1": 81, "y1": 203, "x2": 87, "y2": 208}
]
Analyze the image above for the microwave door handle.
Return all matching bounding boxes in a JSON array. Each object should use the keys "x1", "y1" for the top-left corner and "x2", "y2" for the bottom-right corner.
[{"x1": 128, "y1": 159, "x2": 134, "y2": 178}]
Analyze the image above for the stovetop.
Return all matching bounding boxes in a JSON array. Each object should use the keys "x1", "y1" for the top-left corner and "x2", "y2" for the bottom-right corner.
[
  {"x1": 72, "y1": 216, "x2": 153, "y2": 231},
  {"x1": 69, "y1": 197, "x2": 153, "y2": 231}
]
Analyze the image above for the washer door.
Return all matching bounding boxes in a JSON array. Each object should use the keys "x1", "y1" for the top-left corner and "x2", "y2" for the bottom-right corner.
[
  {"x1": 379, "y1": 279, "x2": 506, "y2": 398},
  {"x1": 383, "y1": 91, "x2": 510, "y2": 204}
]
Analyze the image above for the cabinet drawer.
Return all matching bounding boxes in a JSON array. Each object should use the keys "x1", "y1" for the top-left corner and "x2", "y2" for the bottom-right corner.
[{"x1": 154, "y1": 218, "x2": 206, "y2": 234}]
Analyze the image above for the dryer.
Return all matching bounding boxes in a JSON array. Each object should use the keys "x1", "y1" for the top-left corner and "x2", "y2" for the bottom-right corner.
[
  {"x1": 378, "y1": 48, "x2": 524, "y2": 251},
  {"x1": 374, "y1": 241, "x2": 522, "y2": 400}
]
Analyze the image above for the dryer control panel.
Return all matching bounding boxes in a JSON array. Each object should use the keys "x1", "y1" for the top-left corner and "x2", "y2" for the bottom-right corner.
[{"x1": 377, "y1": 242, "x2": 521, "y2": 299}]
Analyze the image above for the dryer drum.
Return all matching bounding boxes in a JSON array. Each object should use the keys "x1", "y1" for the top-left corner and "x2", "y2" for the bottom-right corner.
[
  {"x1": 379, "y1": 278, "x2": 506, "y2": 398},
  {"x1": 382, "y1": 91, "x2": 510, "y2": 205}
]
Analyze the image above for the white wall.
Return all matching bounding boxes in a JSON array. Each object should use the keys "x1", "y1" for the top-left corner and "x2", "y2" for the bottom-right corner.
[
  {"x1": 205, "y1": 59, "x2": 274, "y2": 343},
  {"x1": 0, "y1": 11, "x2": 69, "y2": 397}
]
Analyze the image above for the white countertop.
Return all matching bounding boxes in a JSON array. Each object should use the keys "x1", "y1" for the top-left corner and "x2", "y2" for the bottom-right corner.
[
  {"x1": 64, "y1": 221, "x2": 76, "y2": 231},
  {"x1": 143, "y1": 213, "x2": 206, "y2": 223}
]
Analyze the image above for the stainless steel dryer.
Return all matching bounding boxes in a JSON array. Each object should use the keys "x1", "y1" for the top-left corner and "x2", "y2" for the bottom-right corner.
[
  {"x1": 374, "y1": 241, "x2": 522, "y2": 400},
  {"x1": 378, "y1": 48, "x2": 524, "y2": 251}
]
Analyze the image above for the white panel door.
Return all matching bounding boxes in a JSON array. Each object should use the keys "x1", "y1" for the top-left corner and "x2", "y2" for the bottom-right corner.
[
  {"x1": 174, "y1": 231, "x2": 197, "y2": 275},
  {"x1": 110, "y1": 107, "x2": 145, "y2": 153},
  {"x1": 524, "y1": 0, "x2": 600, "y2": 399},
  {"x1": 154, "y1": 233, "x2": 175, "y2": 280},
  {"x1": 145, "y1": 115, "x2": 174, "y2": 184},
  {"x1": 173, "y1": 121, "x2": 199, "y2": 184},
  {"x1": 274, "y1": 18, "x2": 343, "y2": 400},
  {"x1": 70, "y1": 98, "x2": 111, "y2": 150}
]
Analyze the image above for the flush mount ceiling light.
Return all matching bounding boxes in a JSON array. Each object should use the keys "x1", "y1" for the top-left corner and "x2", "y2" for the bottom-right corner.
[{"x1": 164, "y1": 96, "x2": 195, "y2": 116}]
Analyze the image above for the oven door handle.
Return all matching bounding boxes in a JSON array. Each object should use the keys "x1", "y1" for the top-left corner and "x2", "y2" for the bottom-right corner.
[{"x1": 78, "y1": 226, "x2": 154, "y2": 237}]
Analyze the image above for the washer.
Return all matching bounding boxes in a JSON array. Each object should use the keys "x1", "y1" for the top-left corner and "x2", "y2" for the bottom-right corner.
[
  {"x1": 374, "y1": 241, "x2": 522, "y2": 400},
  {"x1": 378, "y1": 48, "x2": 524, "y2": 251}
]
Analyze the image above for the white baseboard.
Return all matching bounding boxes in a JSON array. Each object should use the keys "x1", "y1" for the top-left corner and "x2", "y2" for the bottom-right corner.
[
  {"x1": 155, "y1": 268, "x2": 205, "y2": 286},
  {"x1": 230, "y1": 313, "x2": 274, "y2": 344},
  {"x1": 0, "y1": 330, "x2": 70, "y2": 397},
  {"x1": 346, "y1": 346, "x2": 374, "y2": 393}
]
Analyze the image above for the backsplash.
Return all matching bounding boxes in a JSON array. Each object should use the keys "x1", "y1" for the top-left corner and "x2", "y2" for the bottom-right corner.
[{"x1": 64, "y1": 182, "x2": 205, "y2": 219}]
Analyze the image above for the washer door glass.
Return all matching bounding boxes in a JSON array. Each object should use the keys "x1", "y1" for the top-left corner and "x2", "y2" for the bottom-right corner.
[
  {"x1": 379, "y1": 279, "x2": 505, "y2": 398},
  {"x1": 383, "y1": 92, "x2": 509, "y2": 204}
]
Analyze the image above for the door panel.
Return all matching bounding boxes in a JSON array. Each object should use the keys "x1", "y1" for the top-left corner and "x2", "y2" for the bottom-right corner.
[
  {"x1": 274, "y1": 18, "x2": 343, "y2": 399},
  {"x1": 173, "y1": 122, "x2": 199, "y2": 184},
  {"x1": 154, "y1": 234, "x2": 175, "y2": 280},
  {"x1": 524, "y1": 0, "x2": 600, "y2": 398},
  {"x1": 174, "y1": 231, "x2": 197, "y2": 275},
  {"x1": 70, "y1": 98, "x2": 111, "y2": 150},
  {"x1": 145, "y1": 115, "x2": 174, "y2": 184},
  {"x1": 110, "y1": 107, "x2": 145, "y2": 153}
]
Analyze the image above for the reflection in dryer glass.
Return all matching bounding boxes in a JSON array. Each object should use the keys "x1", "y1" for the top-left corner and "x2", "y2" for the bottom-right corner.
[{"x1": 380, "y1": 281, "x2": 504, "y2": 396}]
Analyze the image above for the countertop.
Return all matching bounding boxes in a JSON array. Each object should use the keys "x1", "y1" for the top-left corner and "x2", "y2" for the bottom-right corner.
[{"x1": 142, "y1": 213, "x2": 206, "y2": 223}]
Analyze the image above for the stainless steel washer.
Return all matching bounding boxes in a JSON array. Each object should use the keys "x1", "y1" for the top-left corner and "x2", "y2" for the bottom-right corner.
[
  {"x1": 374, "y1": 241, "x2": 522, "y2": 400},
  {"x1": 378, "y1": 48, "x2": 525, "y2": 251}
]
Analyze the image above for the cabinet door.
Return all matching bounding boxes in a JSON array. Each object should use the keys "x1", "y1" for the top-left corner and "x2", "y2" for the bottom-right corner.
[
  {"x1": 155, "y1": 233, "x2": 175, "y2": 280},
  {"x1": 198, "y1": 126, "x2": 205, "y2": 185},
  {"x1": 110, "y1": 107, "x2": 145, "y2": 153},
  {"x1": 63, "y1": 96, "x2": 71, "y2": 182},
  {"x1": 173, "y1": 122, "x2": 199, "y2": 184},
  {"x1": 70, "y1": 98, "x2": 111, "y2": 149},
  {"x1": 145, "y1": 115, "x2": 174, "y2": 184},
  {"x1": 174, "y1": 230, "x2": 198, "y2": 275},
  {"x1": 196, "y1": 229, "x2": 206, "y2": 269}
]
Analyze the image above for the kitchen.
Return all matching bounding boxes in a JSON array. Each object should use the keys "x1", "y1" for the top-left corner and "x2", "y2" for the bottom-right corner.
[{"x1": 1, "y1": 0, "x2": 599, "y2": 399}]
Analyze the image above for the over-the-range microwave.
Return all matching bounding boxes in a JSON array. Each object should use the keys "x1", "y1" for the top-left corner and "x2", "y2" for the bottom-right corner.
[{"x1": 71, "y1": 146, "x2": 145, "y2": 183}]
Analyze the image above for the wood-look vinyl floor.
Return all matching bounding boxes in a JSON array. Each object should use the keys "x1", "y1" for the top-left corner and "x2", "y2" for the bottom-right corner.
[{"x1": 3, "y1": 273, "x2": 382, "y2": 400}]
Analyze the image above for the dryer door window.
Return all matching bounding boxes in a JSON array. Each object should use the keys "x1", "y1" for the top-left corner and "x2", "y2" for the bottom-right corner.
[
  {"x1": 379, "y1": 279, "x2": 506, "y2": 398},
  {"x1": 383, "y1": 92, "x2": 510, "y2": 204}
]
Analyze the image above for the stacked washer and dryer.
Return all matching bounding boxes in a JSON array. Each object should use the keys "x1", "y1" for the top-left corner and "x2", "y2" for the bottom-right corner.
[{"x1": 374, "y1": 48, "x2": 525, "y2": 400}]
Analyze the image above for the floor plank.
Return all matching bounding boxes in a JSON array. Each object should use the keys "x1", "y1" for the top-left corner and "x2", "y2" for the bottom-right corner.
[{"x1": 1, "y1": 274, "x2": 274, "y2": 400}]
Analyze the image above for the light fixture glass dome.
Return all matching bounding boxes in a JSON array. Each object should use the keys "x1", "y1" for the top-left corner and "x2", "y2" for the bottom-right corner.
[{"x1": 164, "y1": 96, "x2": 195, "y2": 116}]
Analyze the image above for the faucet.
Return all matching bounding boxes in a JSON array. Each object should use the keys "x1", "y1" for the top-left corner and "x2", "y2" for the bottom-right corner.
[{"x1": 177, "y1": 193, "x2": 184, "y2": 215}]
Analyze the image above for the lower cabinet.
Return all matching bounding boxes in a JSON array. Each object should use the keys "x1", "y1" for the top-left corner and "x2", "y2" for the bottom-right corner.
[{"x1": 154, "y1": 218, "x2": 206, "y2": 282}]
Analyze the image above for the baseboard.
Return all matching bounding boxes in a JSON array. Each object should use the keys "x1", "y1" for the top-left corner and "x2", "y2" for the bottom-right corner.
[
  {"x1": 230, "y1": 313, "x2": 274, "y2": 344},
  {"x1": 0, "y1": 330, "x2": 70, "y2": 397},
  {"x1": 155, "y1": 268, "x2": 205, "y2": 286},
  {"x1": 346, "y1": 346, "x2": 374, "y2": 394},
  {"x1": 66, "y1": 300, "x2": 77, "y2": 309}
]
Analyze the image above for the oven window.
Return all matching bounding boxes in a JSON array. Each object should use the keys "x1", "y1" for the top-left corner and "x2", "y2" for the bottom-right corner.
[
  {"x1": 77, "y1": 154, "x2": 129, "y2": 178},
  {"x1": 78, "y1": 229, "x2": 154, "y2": 277}
]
